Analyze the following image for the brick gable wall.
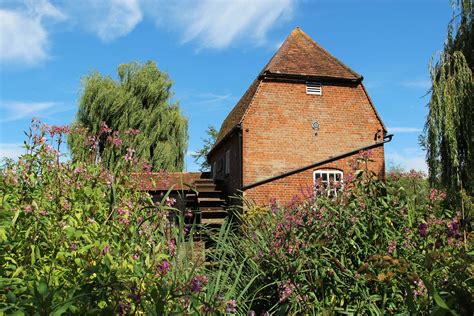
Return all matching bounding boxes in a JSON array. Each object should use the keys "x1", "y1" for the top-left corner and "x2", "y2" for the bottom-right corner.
[{"x1": 241, "y1": 80, "x2": 384, "y2": 188}]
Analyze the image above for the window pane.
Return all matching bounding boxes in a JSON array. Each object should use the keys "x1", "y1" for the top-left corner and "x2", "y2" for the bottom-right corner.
[
  {"x1": 335, "y1": 173, "x2": 341, "y2": 181},
  {"x1": 322, "y1": 173, "x2": 328, "y2": 181}
]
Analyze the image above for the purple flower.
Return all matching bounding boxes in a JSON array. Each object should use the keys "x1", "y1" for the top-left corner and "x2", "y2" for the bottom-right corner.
[
  {"x1": 70, "y1": 243, "x2": 77, "y2": 251},
  {"x1": 190, "y1": 275, "x2": 208, "y2": 293},
  {"x1": 278, "y1": 280, "x2": 294, "y2": 303},
  {"x1": 418, "y1": 223, "x2": 428, "y2": 237},
  {"x1": 226, "y1": 299, "x2": 237, "y2": 313},
  {"x1": 387, "y1": 240, "x2": 397, "y2": 254},
  {"x1": 156, "y1": 260, "x2": 170, "y2": 277},
  {"x1": 101, "y1": 244, "x2": 110, "y2": 255}
]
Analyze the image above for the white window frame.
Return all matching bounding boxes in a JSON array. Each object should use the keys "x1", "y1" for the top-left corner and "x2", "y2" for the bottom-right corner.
[
  {"x1": 225, "y1": 150, "x2": 230, "y2": 175},
  {"x1": 313, "y1": 169, "x2": 343, "y2": 196},
  {"x1": 306, "y1": 82, "x2": 322, "y2": 95}
]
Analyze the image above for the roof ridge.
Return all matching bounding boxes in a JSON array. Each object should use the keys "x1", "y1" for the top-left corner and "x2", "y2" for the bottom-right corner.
[{"x1": 296, "y1": 28, "x2": 361, "y2": 79}]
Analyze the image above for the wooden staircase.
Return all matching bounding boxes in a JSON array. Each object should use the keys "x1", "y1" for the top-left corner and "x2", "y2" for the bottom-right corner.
[{"x1": 186, "y1": 178, "x2": 227, "y2": 231}]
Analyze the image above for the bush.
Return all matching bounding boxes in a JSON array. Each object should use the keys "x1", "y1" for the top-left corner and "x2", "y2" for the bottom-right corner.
[
  {"x1": 215, "y1": 155, "x2": 473, "y2": 314},
  {"x1": 0, "y1": 120, "x2": 238, "y2": 315}
]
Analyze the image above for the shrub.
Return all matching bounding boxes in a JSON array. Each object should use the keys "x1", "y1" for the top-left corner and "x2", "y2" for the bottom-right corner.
[
  {"x1": 0, "y1": 120, "x2": 238, "y2": 315},
  {"x1": 216, "y1": 155, "x2": 473, "y2": 314}
]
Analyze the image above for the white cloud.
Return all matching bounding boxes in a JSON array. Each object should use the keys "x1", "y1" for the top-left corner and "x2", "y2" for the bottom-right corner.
[
  {"x1": 0, "y1": 143, "x2": 25, "y2": 160},
  {"x1": 194, "y1": 92, "x2": 233, "y2": 104},
  {"x1": 387, "y1": 127, "x2": 422, "y2": 133},
  {"x1": 0, "y1": 101, "x2": 62, "y2": 123},
  {"x1": 166, "y1": 0, "x2": 295, "y2": 49},
  {"x1": 0, "y1": 0, "x2": 66, "y2": 64},
  {"x1": 399, "y1": 79, "x2": 431, "y2": 90},
  {"x1": 69, "y1": 0, "x2": 142, "y2": 42},
  {"x1": 386, "y1": 150, "x2": 428, "y2": 173}
]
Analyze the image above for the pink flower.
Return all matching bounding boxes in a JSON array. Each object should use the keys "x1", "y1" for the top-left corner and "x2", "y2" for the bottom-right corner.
[
  {"x1": 190, "y1": 275, "x2": 208, "y2": 293},
  {"x1": 278, "y1": 280, "x2": 295, "y2": 303},
  {"x1": 156, "y1": 260, "x2": 170, "y2": 277},
  {"x1": 388, "y1": 240, "x2": 397, "y2": 254},
  {"x1": 413, "y1": 279, "x2": 427, "y2": 298},
  {"x1": 165, "y1": 197, "x2": 176, "y2": 207},
  {"x1": 101, "y1": 244, "x2": 110, "y2": 255},
  {"x1": 226, "y1": 299, "x2": 237, "y2": 313},
  {"x1": 124, "y1": 148, "x2": 135, "y2": 162},
  {"x1": 124, "y1": 128, "x2": 140, "y2": 136},
  {"x1": 100, "y1": 122, "x2": 112, "y2": 135}
]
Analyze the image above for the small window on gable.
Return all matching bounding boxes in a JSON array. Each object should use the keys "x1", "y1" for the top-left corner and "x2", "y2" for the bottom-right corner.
[
  {"x1": 225, "y1": 150, "x2": 230, "y2": 175},
  {"x1": 306, "y1": 82, "x2": 322, "y2": 95},
  {"x1": 314, "y1": 169, "x2": 343, "y2": 196}
]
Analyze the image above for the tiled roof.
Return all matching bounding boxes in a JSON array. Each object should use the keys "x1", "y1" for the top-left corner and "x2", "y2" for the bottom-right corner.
[
  {"x1": 137, "y1": 172, "x2": 203, "y2": 191},
  {"x1": 263, "y1": 27, "x2": 361, "y2": 80},
  {"x1": 212, "y1": 27, "x2": 362, "y2": 149}
]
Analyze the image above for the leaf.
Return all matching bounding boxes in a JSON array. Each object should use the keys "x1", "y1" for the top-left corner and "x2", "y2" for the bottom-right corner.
[
  {"x1": 11, "y1": 209, "x2": 20, "y2": 227},
  {"x1": 37, "y1": 279, "x2": 48, "y2": 296}
]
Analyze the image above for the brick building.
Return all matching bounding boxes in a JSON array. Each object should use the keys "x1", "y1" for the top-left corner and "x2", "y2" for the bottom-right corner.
[{"x1": 207, "y1": 27, "x2": 391, "y2": 205}]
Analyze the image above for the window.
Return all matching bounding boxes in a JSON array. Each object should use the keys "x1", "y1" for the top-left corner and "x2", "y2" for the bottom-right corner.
[
  {"x1": 314, "y1": 169, "x2": 343, "y2": 196},
  {"x1": 212, "y1": 161, "x2": 217, "y2": 178},
  {"x1": 225, "y1": 150, "x2": 230, "y2": 175},
  {"x1": 306, "y1": 82, "x2": 322, "y2": 95}
]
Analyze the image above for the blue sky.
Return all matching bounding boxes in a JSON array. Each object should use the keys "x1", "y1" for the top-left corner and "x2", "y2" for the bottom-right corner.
[{"x1": 0, "y1": 0, "x2": 451, "y2": 172}]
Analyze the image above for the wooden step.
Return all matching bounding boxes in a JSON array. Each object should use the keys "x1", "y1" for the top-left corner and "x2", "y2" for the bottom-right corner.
[
  {"x1": 201, "y1": 218, "x2": 225, "y2": 225},
  {"x1": 198, "y1": 197, "x2": 225, "y2": 203},
  {"x1": 198, "y1": 206, "x2": 227, "y2": 212}
]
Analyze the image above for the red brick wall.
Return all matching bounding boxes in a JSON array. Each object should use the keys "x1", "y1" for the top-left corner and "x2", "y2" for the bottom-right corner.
[
  {"x1": 243, "y1": 145, "x2": 385, "y2": 205},
  {"x1": 208, "y1": 131, "x2": 242, "y2": 196},
  {"x1": 241, "y1": 80, "x2": 385, "y2": 187}
]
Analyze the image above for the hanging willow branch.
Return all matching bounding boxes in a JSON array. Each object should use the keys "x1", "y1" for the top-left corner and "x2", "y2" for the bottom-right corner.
[{"x1": 422, "y1": 0, "x2": 473, "y2": 203}]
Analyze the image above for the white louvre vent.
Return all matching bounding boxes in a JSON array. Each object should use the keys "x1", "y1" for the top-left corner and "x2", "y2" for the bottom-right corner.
[{"x1": 306, "y1": 82, "x2": 322, "y2": 95}]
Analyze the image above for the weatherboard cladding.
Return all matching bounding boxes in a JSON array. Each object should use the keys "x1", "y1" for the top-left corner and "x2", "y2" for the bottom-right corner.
[{"x1": 213, "y1": 27, "x2": 364, "y2": 150}]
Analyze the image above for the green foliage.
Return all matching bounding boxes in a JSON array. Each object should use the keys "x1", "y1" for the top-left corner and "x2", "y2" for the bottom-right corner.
[
  {"x1": 212, "y1": 155, "x2": 473, "y2": 314},
  {"x1": 0, "y1": 121, "x2": 236, "y2": 314},
  {"x1": 422, "y1": 0, "x2": 473, "y2": 207},
  {"x1": 68, "y1": 61, "x2": 188, "y2": 172},
  {"x1": 191, "y1": 125, "x2": 218, "y2": 172}
]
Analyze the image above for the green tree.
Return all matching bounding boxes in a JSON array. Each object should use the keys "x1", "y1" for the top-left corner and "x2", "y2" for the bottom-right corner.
[
  {"x1": 191, "y1": 125, "x2": 218, "y2": 171},
  {"x1": 422, "y1": 0, "x2": 473, "y2": 204},
  {"x1": 69, "y1": 61, "x2": 188, "y2": 172}
]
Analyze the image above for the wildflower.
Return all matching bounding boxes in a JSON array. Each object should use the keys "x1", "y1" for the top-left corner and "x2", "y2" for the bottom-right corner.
[
  {"x1": 124, "y1": 148, "x2": 135, "y2": 162},
  {"x1": 39, "y1": 210, "x2": 47, "y2": 216},
  {"x1": 165, "y1": 196, "x2": 176, "y2": 207},
  {"x1": 124, "y1": 128, "x2": 140, "y2": 136},
  {"x1": 62, "y1": 200, "x2": 70, "y2": 210},
  {"x1": 377, "y1": 273, "x2": 386, "y2": 281},
  {"x1": 418, "y1": 223, "x2": 428, "y2": 237},
  {"x1": 447, "y1": 220, "x2": 459, "y2": 237},
  {"x1": 388, "y1": 240, "x2": 397, "y2": 254},
  {"x1": 167, "y1": 240, "x2": 176, "y2": 256},
  {"x1": 226, "y1": 299, "x2": 237, "y2": 313},
  {"x1": 413, "y1": 279, "x2": 427, "y2": 298},
  {"x1": 70, "y1": 243, "x2": 77, "y2": 251},
  {"x1": 360, "y1": 149, "x2": 373, "y2": 159},
  {"x1": 24, "y1": 204, "x2": 33, "y2": 213},
  {"x1": 190, "y1": 275, "x2": 208, "y2": 293},
  {"x1": 184, "y1": 208, "x2": 193, "y2": 218},
  {"x1": 99, "y1": 121, "x2": 112, "y2": 134},
  {"x1": 132, "y1": 253, "x2": 139, "y2": 260},
  {"x1": 101, "y1": 244, "x2": 110, "y2": 255},
  {"x1": 278, "y1": 280, "x2": 294, "y2": 303},
  {"x1": 248, "y1": 311, "x2": 256, "y2": 316},
  {"x1": 142, "y1": 162, "x2": 152, "y2": 173}
]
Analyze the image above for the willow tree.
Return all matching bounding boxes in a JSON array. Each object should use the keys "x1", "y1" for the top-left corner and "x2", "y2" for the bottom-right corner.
[
  {"x1": 69, "y1": 61, "x2": 188, "y2": 172},
  {"x1": 422, "y1": 0, "x2": 473, "y2": 204}
]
